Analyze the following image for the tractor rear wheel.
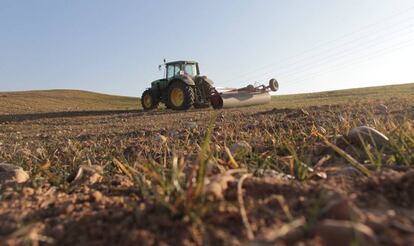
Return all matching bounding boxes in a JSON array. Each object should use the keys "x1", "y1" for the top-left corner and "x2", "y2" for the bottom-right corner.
[
  {"x1": 166, "y1": 81, "x2": 195, "y2": 110},
  {"x1": 141, "y1": 89, "x2": 159, "y2": 110},
  {"x1": 194, "y1": 82, "x2": 213, "y2": 108}
]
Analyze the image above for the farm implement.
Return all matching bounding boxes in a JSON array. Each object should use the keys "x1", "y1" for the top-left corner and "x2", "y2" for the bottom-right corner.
[{"x1": 141, "y1": 60, "x2": 279, "y2": 111}]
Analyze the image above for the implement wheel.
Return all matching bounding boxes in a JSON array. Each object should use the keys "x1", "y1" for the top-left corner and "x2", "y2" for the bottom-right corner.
[
  {"x1": 166, "y1": 81, "x2": 195, "y2": 110},
  {"x1": 141, "y1": 89, "x2": 159, "y2": 110}
]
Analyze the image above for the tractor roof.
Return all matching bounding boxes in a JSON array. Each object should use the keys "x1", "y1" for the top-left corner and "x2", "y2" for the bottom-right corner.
[{"x1": 165, "y1": 60, "x2": 198, "y2": 65}]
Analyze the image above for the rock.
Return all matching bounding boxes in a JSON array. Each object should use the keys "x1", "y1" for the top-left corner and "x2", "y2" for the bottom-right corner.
[
  {"x1": 316, "y1": 219, "x2": 377, "y2": 246},
  {"x1": 65, "y1": 204, "x2": 76, "y2": 213},
  {"x1": 256, "y1": 169, "x2": 295, "y2": 180},
  {"x1": 320, "y1": 195, "x2": 363, "y2": 221},
  {"x1": 300, "y1": 108, "x2": 309, "y2": 116},
  {"x1": 330, "y1": 166, "x2": 362, "y2": 177},
  {"x1": 376, "y1": 104, "x2": 388, "y2": 113},
  {"x1": 0, "y1": 163, "x2": 30, "y2": 184},
  {"x1": 167, "y1": 129, "x2": 179, "y2": 138},
  {"x1": 185, "y1": 122, "x2": 198, "y2": 130},
  {"x1": 22, "y1": 187, "x2": 35, "y2": 196},
  {"x1": 230, "y1": 141, "x2": 252, "y2": 156},
  {"x1": 318, "y1": 126, "x2": 327, "y2": 135},
  {"x1": 67, "y1": 165, "x2": 103, "y2": 184},
  {"x1": 338, "y1": 115, "x2": 346, "y2": 123},
  {"x1": 204, "y1": 173, "x2": 235, "y2": 200},
  {"x1": 111, "y1": 174, "x2": 134, "y2": 187},
  {"x1": 153, "y1": 134, "x2": 167, "y2": 144},
  {"x1": 91, "y1": 190, "x2": 103, "y2": 202},
  {"x1": 348, "y1": 126, "x2": 389, "y2": 149},
  {"x1": 123, "y1": 145, "x2": 140, "y2": 162}
]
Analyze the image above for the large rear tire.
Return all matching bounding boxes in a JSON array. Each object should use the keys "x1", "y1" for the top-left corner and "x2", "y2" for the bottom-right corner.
[
  {"x1": 166, "y1": 81, "x2": 195, "y2": 110},
  {"x1": 194, "y1": 82, "x2": 213, "y2": 109},
  {"x1": 141, "y1": 89, "x2": 159, "y2": 110}
]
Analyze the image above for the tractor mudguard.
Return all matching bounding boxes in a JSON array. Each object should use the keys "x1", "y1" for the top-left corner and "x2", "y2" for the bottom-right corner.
[
  {"x1": 195, "y1": 75, "x2": 214, "y2": 86},
  {"x1": 170, "y1": 74, "x2": 196, "y2": 86}
]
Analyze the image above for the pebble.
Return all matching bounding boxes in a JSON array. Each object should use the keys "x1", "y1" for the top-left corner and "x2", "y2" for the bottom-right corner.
[
  {"x1": 318, "y1": 126, "x2": 327, "y2": 135},
  {"x1": 67, "y1": 165, "x2": 103, "y2": 184},
  {"x1": 348, "y1": 126, "x2": 389, "y2": 149},
  {"x1": 65, "y1": 204, "x2": 75, "y2": 214},
  {"x1": 153, "y1": 134, "x2": 167, "y2": 144},
  {"x1": 320, "y1": 195, "x2": 363, "y2": 221},
  {"x1": 0, "y1": 163, "x2": 30, "y2": 184},
  {"x1": 330, "y1": 166, "x2": 362, "y2": 177},
  {"x1": 316, "y1": 219, "x2": 377, "y2": 246},
  {"x1": 376, "y1": 104, "x2": 388, "y2": 113},
  {"x1": 22, "y1": 187, "x2": 35, "y2": 196},
  {"x1": 185, "y1": 122, "x2": 198, "y2": 130},
  {"x1": 230, "y1": 141, "x2": 252, "y2": 155},
  {"x1": 91, "y1": 190, "x2": 103, "y2": 202},
  {"x1": 257, "y1": 169, "x2": 295, "y2": 180},
  {"x1": 204, "y1": 173, "x2": 235, "y2": 200}
]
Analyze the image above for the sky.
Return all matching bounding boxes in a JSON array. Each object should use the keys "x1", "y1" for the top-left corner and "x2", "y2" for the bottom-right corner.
[{"x1": 1, "y1": 0, "x2": 414, "y2": 96}]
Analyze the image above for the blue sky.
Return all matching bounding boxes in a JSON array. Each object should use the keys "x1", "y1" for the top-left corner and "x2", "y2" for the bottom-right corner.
[{"x1": 1, "y1": 0, "x2": 414, "y2": 96}]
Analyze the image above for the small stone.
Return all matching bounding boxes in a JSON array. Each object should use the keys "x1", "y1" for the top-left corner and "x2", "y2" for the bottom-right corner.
[
  {"x1": 318, "y1": 126, "x2": 327, "y2": 135},
  {"x1": 67, "y1": 165, "x2": 103, "y2": 184},
  {"x1": 376, "y1": 104, "x2": 388, "y2": 113},
  {"x1": 300, "y1": 108, "x2": 309, "y2": 116},
  {"x1": 167, "y1": 130, "x2": 179, "y2": 138},
  {"x1": 230, "y1": 141, "x2": 252, "y2": 155},
  {"x1": 316, "y1": 219, "x2": 377, "y2": 246},
  {"x1": 91, "y1": 190, "x2": 103, "y2": 202},
  {"x1": 330, "y1": 166, "x2": 362, "y2": 177},
  {"x1": 153, "y1": 134, "x2": 167, "y2": 144},
  {"x1": 185, "y1": 122, "x2": 198, "y2": 130},
  {"x1": 257, "y1": 169, "x2": 295, "y2": 180},
  {"x1": 320, "y1": 194, "x2": 363, "y2": 221},
  {"x1": 204, "y1": 173, "x2": 235, "y2": 200},
  {"x1": 65, "y1": 204, "x2": 75, "y2": 213},
  {"x1": 348, "y1": 126, "x2": 389, "y2": 149},
  {"x1": 22, "y1": 187, "x2": 35, "y2": 196},
  {"x1": 111, "y1": 174, "x2": 134, "y2": 187},
  {"x1": 0, "y1": 163, "x2": 30, "y2": 184}
]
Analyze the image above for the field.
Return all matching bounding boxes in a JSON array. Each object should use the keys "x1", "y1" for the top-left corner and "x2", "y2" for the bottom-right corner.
[
  {"x1": 0, "y1": 90, "x2": 137, "y2": 115},
  {"x1": 0, "y1": 83, "x2": 413, "y2": 245}
]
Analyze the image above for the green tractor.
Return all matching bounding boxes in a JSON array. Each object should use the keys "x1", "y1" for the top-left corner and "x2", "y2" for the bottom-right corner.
[{"x1": 141, "y1": 60, "x2": 214, "y2": 110}]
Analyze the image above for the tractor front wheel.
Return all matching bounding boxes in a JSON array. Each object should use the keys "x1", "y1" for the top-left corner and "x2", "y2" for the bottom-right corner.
[
  {"x1": 141, "y1": 89, "x2": 159, "y2": 110},
  {"x1": 166, "y1": 81, "x2": 195, "y2": 110}
]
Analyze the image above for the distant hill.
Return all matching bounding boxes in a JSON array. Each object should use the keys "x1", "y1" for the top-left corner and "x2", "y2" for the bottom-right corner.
[
  {"x1": 271, "y1": 83, "x2": 414, "y2": 108},
  {"x1": 0, "y1": 90, "x2": 138, "y2": 115},
  {"x1": 1, "y1": 83, "x2": 413, "y2": 115}
]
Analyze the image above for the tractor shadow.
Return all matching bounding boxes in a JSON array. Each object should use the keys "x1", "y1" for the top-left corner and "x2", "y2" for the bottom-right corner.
[{"x1": 0, "y1": 108, "x2": 214, "y2": 123}]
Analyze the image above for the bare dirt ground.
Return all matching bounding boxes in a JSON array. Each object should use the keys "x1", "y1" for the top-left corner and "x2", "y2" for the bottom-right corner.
[{"x1": 0, "y1": 89, "x2": 413, "y2": 245}]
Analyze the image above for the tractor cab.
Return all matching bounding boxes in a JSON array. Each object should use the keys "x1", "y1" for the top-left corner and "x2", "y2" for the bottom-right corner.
[{"x1": 165, "y1": 61, "x2": 200, "y2": 80}]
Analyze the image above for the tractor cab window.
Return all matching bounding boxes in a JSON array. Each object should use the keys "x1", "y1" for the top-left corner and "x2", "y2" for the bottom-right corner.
[
  {"x1": 166, "y1": 65, "x2": 174, "y2": 79},
  {"x1": 183, "y1": 64, "x2": 197, "y2": 77},
  {"x1": 167, "y1": 64, "x2": 183, "y2": 79}
]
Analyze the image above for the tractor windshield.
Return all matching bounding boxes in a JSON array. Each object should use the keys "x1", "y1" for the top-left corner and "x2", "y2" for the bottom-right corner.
[{"x1": 183, "y1": 64, "x2": 198, "y2": 77}]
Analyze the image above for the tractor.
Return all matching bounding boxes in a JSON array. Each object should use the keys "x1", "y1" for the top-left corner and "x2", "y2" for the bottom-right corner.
[{"x1": 141, "y1": 60, "x2": 214, "y2": 110}]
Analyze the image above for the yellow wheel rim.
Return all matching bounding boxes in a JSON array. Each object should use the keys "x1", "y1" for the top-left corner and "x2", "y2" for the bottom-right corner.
[
  {"x1": 170, "y1": 87, "x2": 184, "y2": 107},
  {"x1": 143, "y1": 94, "x2": 153, "y2": 108}
]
